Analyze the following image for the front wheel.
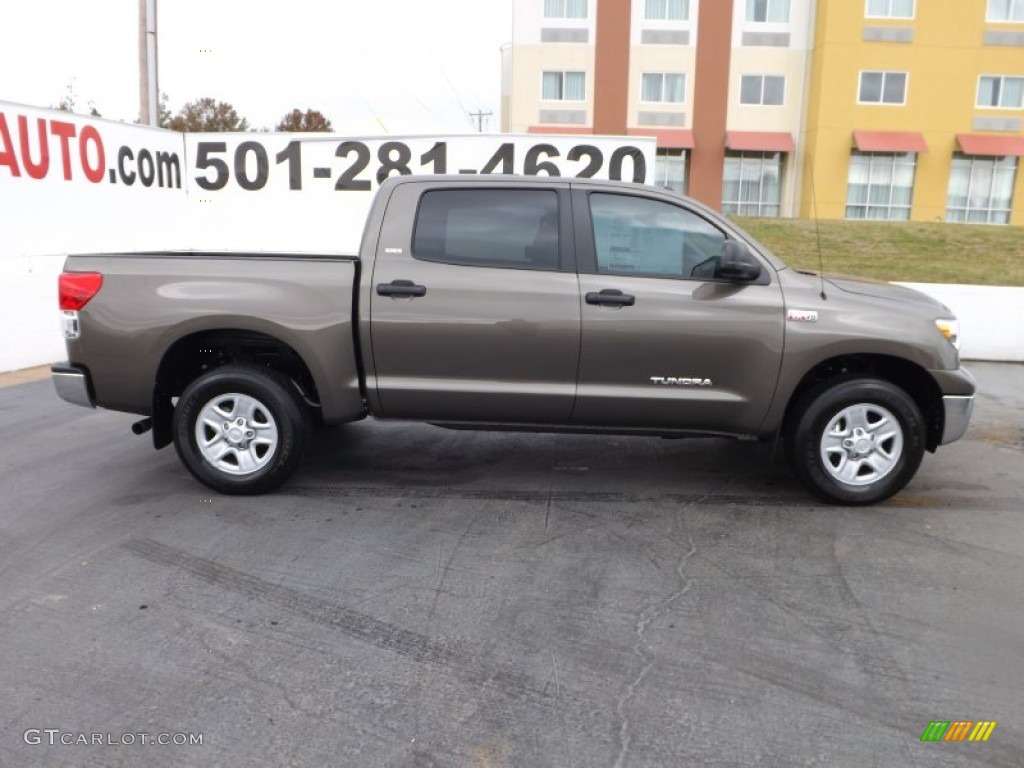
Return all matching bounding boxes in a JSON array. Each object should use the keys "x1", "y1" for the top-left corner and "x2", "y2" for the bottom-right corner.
[
  {"x1": 173, "y1": 364, "x2": 310, "y2": 494},
  {"x1": 786, "y1": 378, "x2": 925, "y2": 505}
]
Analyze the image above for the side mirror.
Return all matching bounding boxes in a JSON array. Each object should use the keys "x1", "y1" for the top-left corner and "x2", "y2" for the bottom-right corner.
[{"x1": 715, "y1": 241, "x2": 763, "y2": 282}]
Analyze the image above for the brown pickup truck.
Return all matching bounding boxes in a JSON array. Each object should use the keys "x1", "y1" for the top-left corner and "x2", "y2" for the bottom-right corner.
[{"x1": 51, "y1": 175, "x2": 974, "y2": 504}]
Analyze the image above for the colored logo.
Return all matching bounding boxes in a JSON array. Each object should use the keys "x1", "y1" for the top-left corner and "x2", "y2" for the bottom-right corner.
[{"x1": 921, "y1": 721, "x2": 997, "y2": 742}]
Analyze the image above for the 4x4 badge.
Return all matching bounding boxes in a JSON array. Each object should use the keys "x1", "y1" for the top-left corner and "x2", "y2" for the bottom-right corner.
[{"x1": 787, "y1": 309, "x2": 818, "y2": 323}]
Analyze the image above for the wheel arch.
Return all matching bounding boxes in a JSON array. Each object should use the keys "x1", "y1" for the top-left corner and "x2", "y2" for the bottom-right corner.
[
  {"x1": 152, "y1": 329, "x2": 321, "y2": 449},
  {"x1": 781, "y1": 354, "x2": 944, "y2": 452}
]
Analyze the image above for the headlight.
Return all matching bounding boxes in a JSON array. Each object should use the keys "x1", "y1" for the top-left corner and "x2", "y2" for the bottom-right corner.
[{"x1": 935, "y1": 318, "x2": 960, "y2": 351}]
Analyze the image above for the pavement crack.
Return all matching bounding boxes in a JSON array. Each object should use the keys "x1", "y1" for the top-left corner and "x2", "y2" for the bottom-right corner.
[
  {"x1": 613, "y1": 531, "x2": 697, "y2": 768},
  {"x1": 550, "y1": 651, "x2": 574, "y2": 768},
  {"x1": 425, "y1": 517, "x2": 476, "y2": 625}
]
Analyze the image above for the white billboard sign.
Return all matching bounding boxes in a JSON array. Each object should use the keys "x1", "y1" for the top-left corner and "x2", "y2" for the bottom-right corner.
[
  {"x1": 0, "y1": 99, "x2": 656, "y2": 370},
  {"x1": 181, "y1": 133, "x2": 656, "y2": 253}
]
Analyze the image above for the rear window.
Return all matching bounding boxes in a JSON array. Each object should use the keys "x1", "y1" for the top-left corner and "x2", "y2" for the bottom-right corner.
[{"x1": 412, "y1": 189, "x2": 560, "y2": 270}]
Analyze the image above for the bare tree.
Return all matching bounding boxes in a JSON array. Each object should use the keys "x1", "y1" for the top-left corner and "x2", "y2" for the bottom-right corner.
[{"x1": 168, "y1": 97, "x2": 250, "y2": 132}]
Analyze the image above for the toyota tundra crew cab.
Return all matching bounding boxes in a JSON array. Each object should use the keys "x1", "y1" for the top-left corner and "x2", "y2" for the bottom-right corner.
[{"x1": 51, "y1": 176, "x2": 975, "y2": 505}]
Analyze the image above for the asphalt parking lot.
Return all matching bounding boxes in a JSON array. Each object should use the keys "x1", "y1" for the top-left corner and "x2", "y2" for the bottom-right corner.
[{"x1": 1, "y1": 362, "x2": 1021, "y2": 767}]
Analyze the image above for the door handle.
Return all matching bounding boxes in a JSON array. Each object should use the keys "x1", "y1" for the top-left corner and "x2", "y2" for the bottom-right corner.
[
  {"x1": 586, "y1": 289, "x2": 635, "y2": 307},
  {"x1": 377, "y1": 280, "x2": 427, "y2": 298}
]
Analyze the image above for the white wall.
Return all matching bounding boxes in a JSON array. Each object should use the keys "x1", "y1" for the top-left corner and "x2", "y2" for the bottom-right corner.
[{"x1": 899, "y1": 283, "x2": 1024, "y2": 363}]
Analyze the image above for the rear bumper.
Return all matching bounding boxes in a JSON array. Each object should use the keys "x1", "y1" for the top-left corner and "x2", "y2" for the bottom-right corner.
[
  {"x1": 51, "y1": 362, "x2": 94, "y2": 408},
  {"x1": 940, "y1": 395, "x2": 973, "y2": 445}
]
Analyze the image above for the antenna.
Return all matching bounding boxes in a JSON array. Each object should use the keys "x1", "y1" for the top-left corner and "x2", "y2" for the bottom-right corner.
[{"x1": 807, "y1": 152, "x2": 828, "y2": 301}]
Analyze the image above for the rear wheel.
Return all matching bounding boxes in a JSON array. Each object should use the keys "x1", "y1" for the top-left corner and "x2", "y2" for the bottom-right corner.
[
  {"x1": 786, "y1": 377, "x2": 925, "y2": 505},
  {"x1": 173, "y1": 365, "x2": 310, "y2": 494}
]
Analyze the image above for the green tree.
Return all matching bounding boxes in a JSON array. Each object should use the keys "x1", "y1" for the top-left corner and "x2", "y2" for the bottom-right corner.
[
  {"x1": 168, "y1": 97, "x2": 249, "y2": 132},
  {"x1": 275, "y1": 108, "x2": 333, "y2": 132}
]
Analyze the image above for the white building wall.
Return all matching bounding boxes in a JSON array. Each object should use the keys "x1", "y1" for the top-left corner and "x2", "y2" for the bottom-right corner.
[
  {"x1": 628, "y1": 0, "x2": 698, "y2": 130},
  {"x1": 726, "y1": 0, "x2": 816, "y2": 217},
  {"x1": 506, "y1": 0, "x2": 598, "y2": 132}
]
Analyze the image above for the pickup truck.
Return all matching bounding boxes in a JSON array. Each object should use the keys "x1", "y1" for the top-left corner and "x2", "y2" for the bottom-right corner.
[{"x1": 51, "y1": 175, "x2": 974, "y2": 505}]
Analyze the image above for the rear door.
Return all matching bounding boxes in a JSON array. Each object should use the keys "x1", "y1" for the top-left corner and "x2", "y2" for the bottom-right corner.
[
  {"x1": 571, "y1": 188, "x2": 785, "y2": 434},
  {"x1": 368, "y1": 181, "x2": 580, "y2": 423}
]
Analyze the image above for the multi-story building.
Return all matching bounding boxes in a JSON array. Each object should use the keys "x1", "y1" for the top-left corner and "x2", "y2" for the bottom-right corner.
[{"x1": 502, "y1": 0, "x2": 1024, "y2": 225}]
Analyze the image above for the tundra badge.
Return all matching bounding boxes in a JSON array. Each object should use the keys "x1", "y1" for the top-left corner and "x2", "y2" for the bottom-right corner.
[{"x1": 650, "y1": 377, "x2": 713, "y2": 387}]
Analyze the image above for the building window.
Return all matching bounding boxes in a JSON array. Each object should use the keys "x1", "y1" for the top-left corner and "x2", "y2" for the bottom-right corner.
[
  {"x1": 987, "y1": 0, "x2": 1024, "y2": 22},
  {"x1": 641, "y1": 73, "x2": 686, "y2": 103},
  {"x1": 722, "y1": 152, "x2": 783, "y2": 217},
  {"x1": 542, "y1": 71, "x2": 586, "y2": 101},
  {"x1": 858, "y1": 71, "x2": 908, "y2": 104},
  {"x1": 544, "y1": 0, "x2": 588, "y2": 19},
  {"x1": 645, "y1": 0, "x2": 689, "y2": 20},
  {"x1": 866, "y1": 0, "x2": 915, "y2": 18},
  {"x1": 654, "y1": 149, "x2": 687, "y2": 194},
  {"x1": 845, "y1": 151, "x2": 916, "y2": 220},
  {"x1": 740, "y1": 75, "x2": 785, "y2": 105},
  {"x1": 946, "y1": 154, "x2": 1018, "y2": 224},
  {"x1": 746, "y1": 0, "x2": 790, "y2": 23},
  {"x1": 977, "y1": 76, "x2": 1024, "y2": 109}
]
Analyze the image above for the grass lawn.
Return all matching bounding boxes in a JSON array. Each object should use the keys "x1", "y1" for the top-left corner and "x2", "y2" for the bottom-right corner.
[{"x1": 736, "y1": 218, "x2": 1024, "y2": 286}]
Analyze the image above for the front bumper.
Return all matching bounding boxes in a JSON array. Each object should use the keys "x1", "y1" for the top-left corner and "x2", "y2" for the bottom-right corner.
[
  {"x1": 51, "y1": 362, "x2": 94, "y2": 408},
  {"x1": 940, "y1": 395, "x2": 974, "y2": 445}
]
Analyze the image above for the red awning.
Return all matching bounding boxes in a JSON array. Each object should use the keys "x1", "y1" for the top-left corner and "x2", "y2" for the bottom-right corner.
[
  {"x1": 956, "y1": 133, "x2": 1024, "y2": 157},
  {"x1": 853, "y1": 131, "x2": 928, "y2": 153},
  {"x1": 626, "y1": 128, "x2": 694, "y2": 149},
  {"x1": 725, "y1": 131, "x2": 795, "y2": 152}
]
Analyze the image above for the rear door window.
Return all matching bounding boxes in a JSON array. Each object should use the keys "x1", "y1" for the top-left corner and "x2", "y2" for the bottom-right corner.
[{"x1": 413, "y1": 189, "x2": 561, "y2": 270}]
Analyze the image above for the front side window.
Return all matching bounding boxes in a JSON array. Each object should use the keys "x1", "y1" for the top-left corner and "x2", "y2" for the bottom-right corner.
[
  {"x1": 413, "y1": 189, "x2": 561, "y2": 270},
  {"x1": 977, "y1": 76, "x2": 1024, "y2": 108},
  {"x1": 746, "y1": 0, "x2": 791, "y2": 23},
  {"x1": 542, "y1": 71, "x2": 586, "y2": 100},
  {"x1": 654, "y1": 149, "x2": 687, "y2": 195},
  {"x1": 589, "y1": 193, "x2": 726, "y2": 279},
  {"x1": 946, "y1": 154, "x2": 1018, "y2": 224},
  {"x1": 845, "y1": 151, "x2": 916, "y2": 220},
  {"x1": 723, "y1": 152, "x2": 783, "y2": 217},
  {"x1": 641, "y1": 73, "x2": 686, "y2": 103},
  {"x1": 645, "y1": 0, "x2": 689, "y2": 20},
  {"x1": 740, "y1": 75, "x2": 785, "y2": 105},
  {"x1": 859, "y1": 71, "x2": 908, "y2": 104},
  {"x1": 866, "y1": 0, "x2": 915, "y2": 18},
  {"x1": 544, "y1": 0, "x2": 588, "y2": 19},
  {"x1": 987, "y1": 0, "x2": 1024, "y2": 21}
]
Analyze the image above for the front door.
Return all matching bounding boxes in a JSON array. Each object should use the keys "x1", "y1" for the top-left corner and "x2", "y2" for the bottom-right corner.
[
  {"x1": 369, "y1": 182, "x2": 580, "y2": 424},
  {"x1": 571, "y1": 189, "x2": 785, "y2": 434}
]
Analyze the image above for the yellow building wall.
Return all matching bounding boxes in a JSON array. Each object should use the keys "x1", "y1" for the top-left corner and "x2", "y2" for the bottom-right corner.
[{"x1": 801, "y1": 0, "x2": 1024, "y2": 224}]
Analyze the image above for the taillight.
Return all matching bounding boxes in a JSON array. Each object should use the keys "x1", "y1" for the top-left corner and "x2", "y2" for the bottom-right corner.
[{"x1": 59, "y1": 272, "x2": 103, "y2": 310}]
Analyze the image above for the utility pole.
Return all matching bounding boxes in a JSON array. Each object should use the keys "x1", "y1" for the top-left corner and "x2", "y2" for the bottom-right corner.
[
  {"x1": 469, "y1": 109, "x2": 492, "y2": 133},
  {"x1": 138, "y1": 0, "x2": 159, "y2": 125}
]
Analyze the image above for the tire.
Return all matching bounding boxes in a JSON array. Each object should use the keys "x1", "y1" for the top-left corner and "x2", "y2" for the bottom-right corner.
[
  {"x1": 785, "y1": 377, "x2": 925, "y2": 506},
  {"x1": 172, "y1": 364, "x2": 310, "y2": 495}
]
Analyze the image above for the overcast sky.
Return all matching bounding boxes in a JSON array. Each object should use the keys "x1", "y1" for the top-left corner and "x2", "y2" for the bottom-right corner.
[{"x1": 0, "y1": 0, "x2": 513, "y2": 133}]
